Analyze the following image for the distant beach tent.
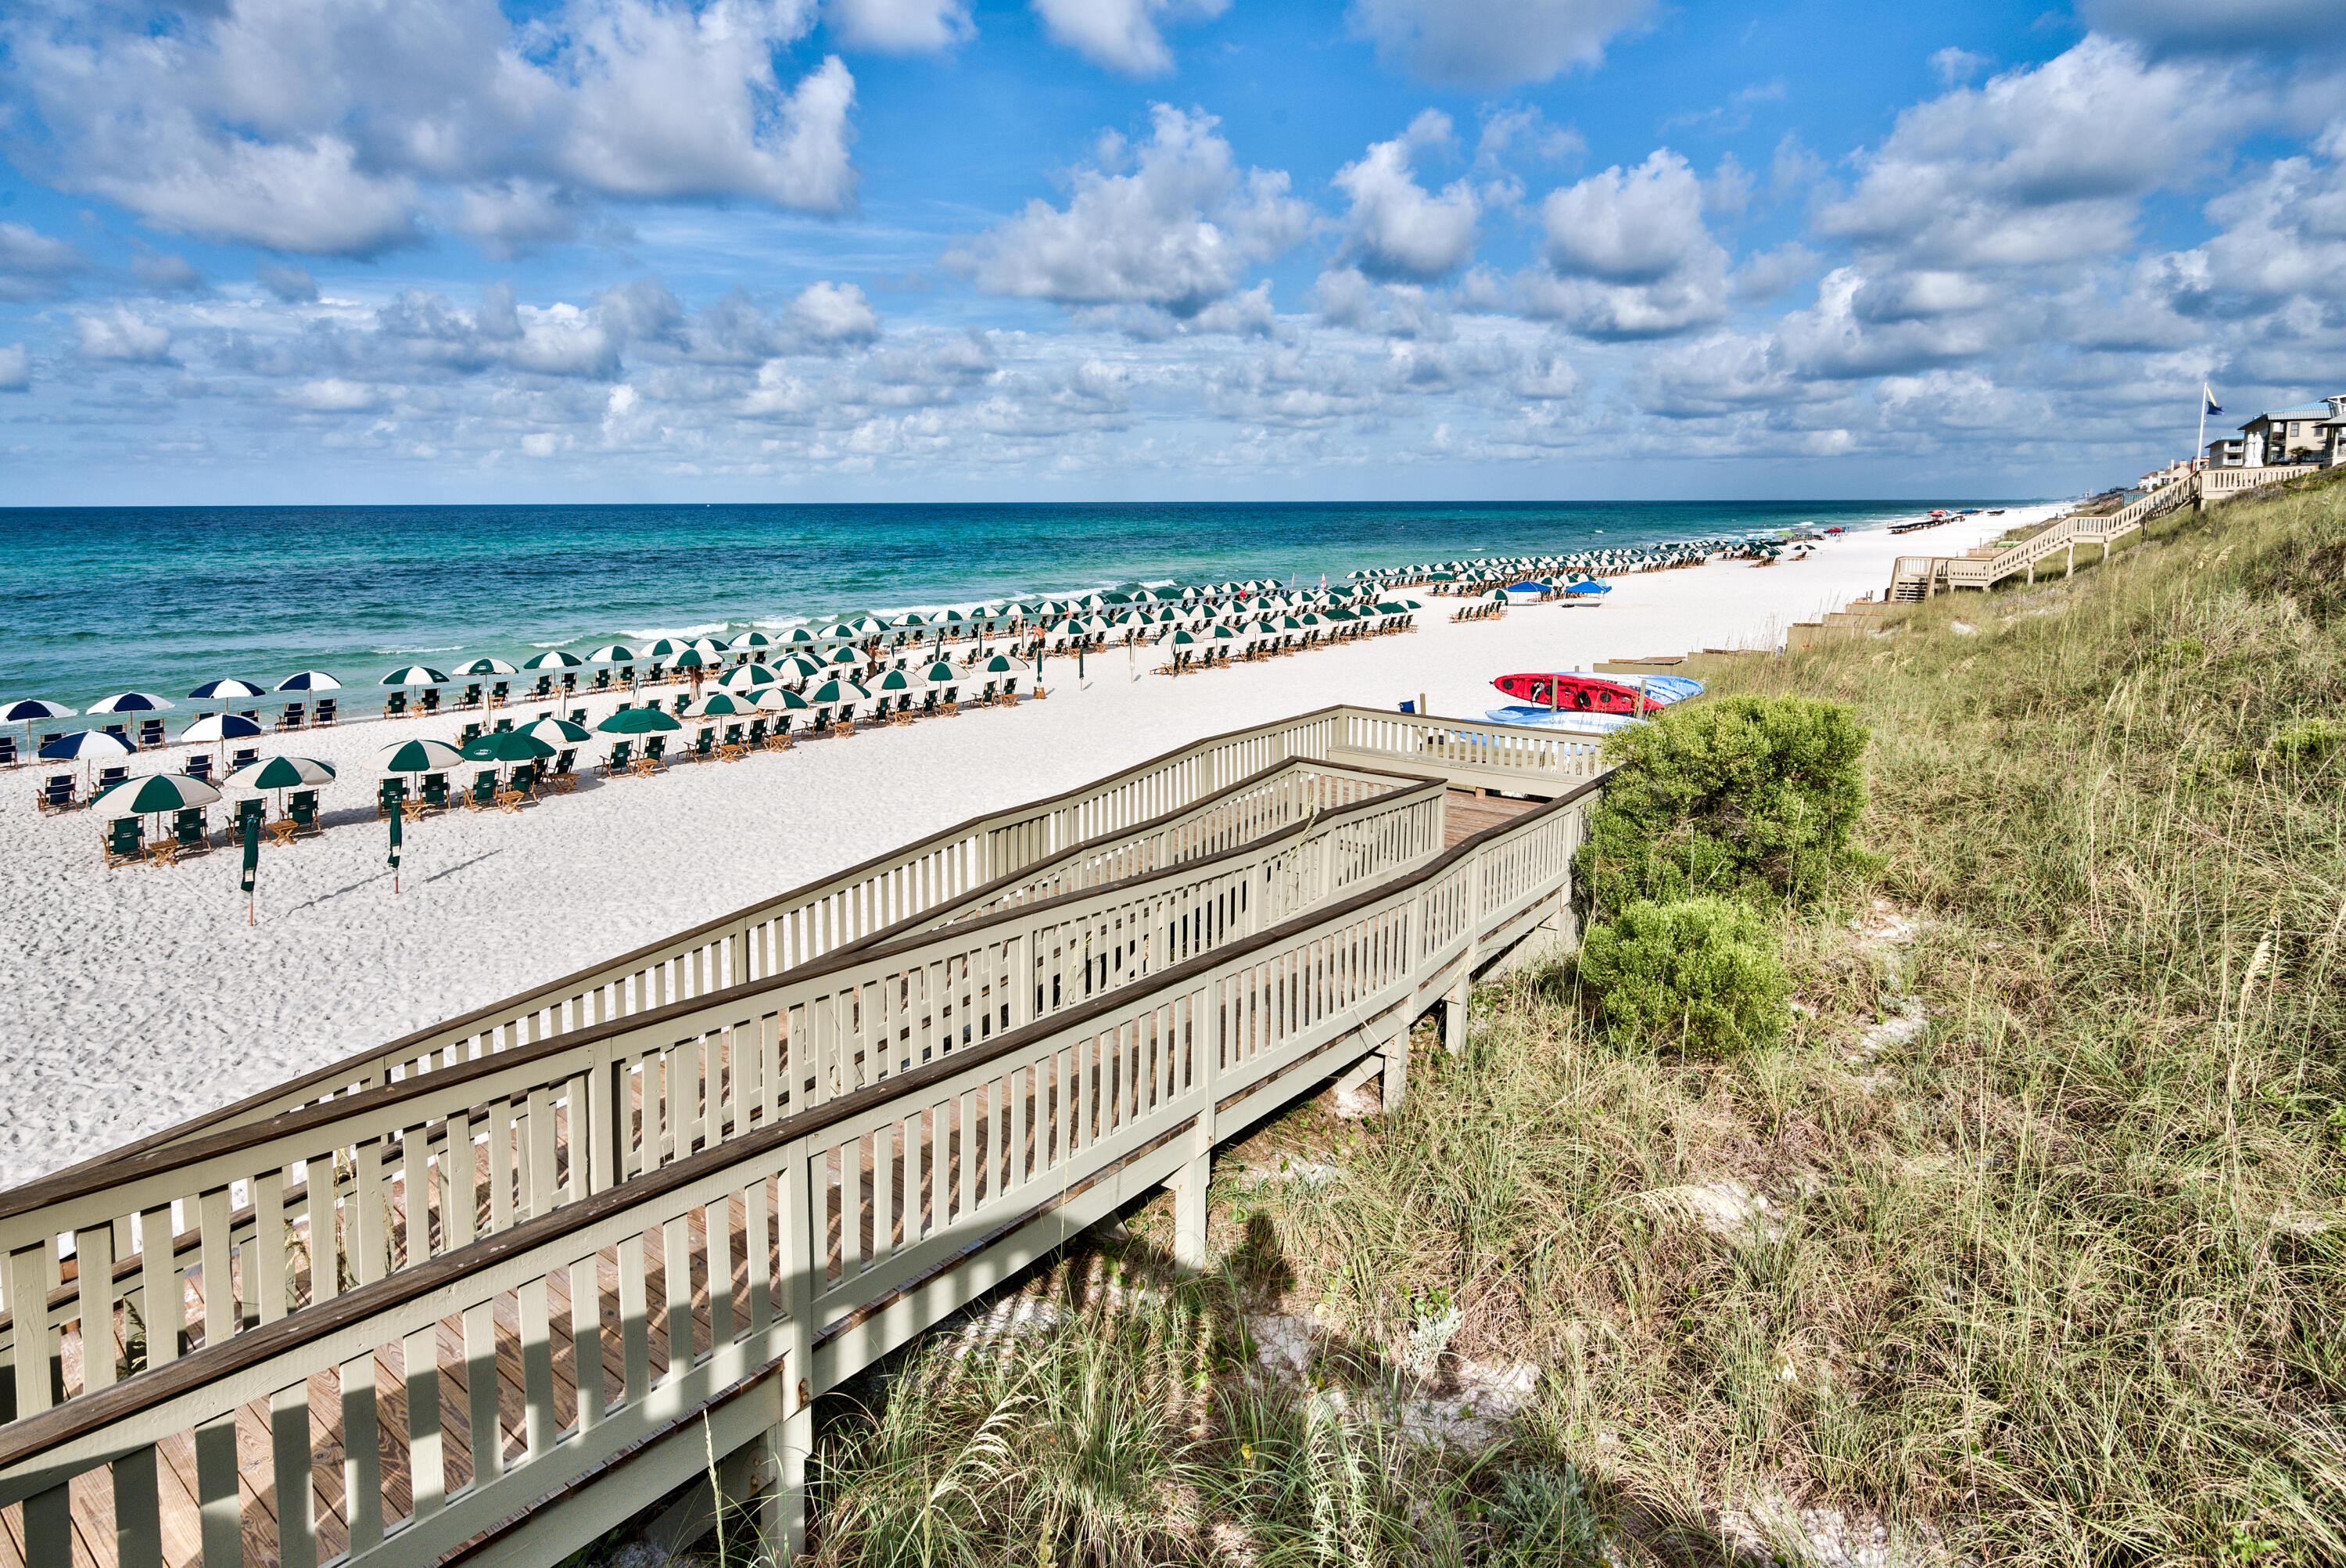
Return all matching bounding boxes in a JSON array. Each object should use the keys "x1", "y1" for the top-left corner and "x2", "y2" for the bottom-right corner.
[
  {"x1": 91, "y1": 772, "x2": 221, "y2": 816},
  {"x1": 1505, "y1": 580, "x2": 1551, "y2": 594},
  {"x1": 88, "y1": 691, "x2": 176, "y2": 715},
  {"x1": 186, "y1": 678, "x2": 267, "y2": 703},
  {"x1": 378, "y1": 665, "x2": 450, "y2": 687},
  {"x1": 179, "y1": 712, "x2": 267, "y2": 744},
  {"x1": 597, "y1": 706, "x2": 682, "y2": 734},
  {"x1": 457, "y1": 657, "x2": 519, "y2": 676},
  {"x1": 224, "y1": 755, "x2": 335, "y2": 791},
  {"x1": 274, "y1": 670, "x2": 343, "y2": 692},
  {"x1": 1563, "y1": 580, "x2": 1612, "y2": 596},
  {"x1": 377, "y1": 737, "x2": 465, "y2": 775}
]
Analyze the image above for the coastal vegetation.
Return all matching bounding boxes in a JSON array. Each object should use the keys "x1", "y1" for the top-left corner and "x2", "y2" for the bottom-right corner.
[{"x1": 681, "y1": 472, "x2": 2346, "y2": 1566}]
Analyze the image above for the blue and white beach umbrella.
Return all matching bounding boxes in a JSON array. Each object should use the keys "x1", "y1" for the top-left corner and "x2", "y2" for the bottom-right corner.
[
  {"x1": 179, "y1": 712, "x2": 267, "y2": 744},
  {"x1": 275, "y1": 670, "x2": 343, "y2": 692},
  {"x1": 39, "y1": 730, "x2": 138, "y2": 761},
  {"x1": 88, "y1": 691, "x2": 175, "y2": 714},
  {"x1": 187, "y1": 678, "x2": 267, "y2": 702}
]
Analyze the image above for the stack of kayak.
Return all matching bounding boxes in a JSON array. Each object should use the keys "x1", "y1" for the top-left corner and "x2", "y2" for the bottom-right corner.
[{"x1": 1485, "y1": 670, "x2": 1703, "y2": 730}]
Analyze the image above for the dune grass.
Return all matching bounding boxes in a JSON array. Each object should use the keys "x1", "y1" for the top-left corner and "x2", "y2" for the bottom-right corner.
[{"x1": 702, "y1": 475, "x2": 2346, "y2": 1566}]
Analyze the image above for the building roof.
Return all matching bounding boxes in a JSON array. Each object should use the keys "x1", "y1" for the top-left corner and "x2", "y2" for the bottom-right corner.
[{"x1": 2243, "y1": 404, "x2": 2337, "y2": 425}]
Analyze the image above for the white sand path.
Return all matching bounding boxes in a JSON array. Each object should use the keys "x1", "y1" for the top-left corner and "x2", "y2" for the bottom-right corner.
[{"x1": 0, "y1": 512, "x2": 2041, "y2": 1186}]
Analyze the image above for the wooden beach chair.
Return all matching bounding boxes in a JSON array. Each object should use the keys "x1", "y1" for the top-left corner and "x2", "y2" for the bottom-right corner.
[
  {"x1": 174, "y1": 807, "x2": 211, "y2": 858},
  {"x1": 138, "y1": 717, "x2": 166, "y2": 748},
  {"x1": 421, "y1": 687, "x2": 442, "y2": 715},
  {"x1": 643, "y1": 736, "x2": 669, "y2": 771},
  {"x1": 103, "y1": 816, "x2": 143, "y2": 867},
  {"x1": 745, "y1": 718, "x2": 768, "y2": 749},
  {"x1": 0, "y1": 735, "x2": 14, "y2": 770},
  {"x1": 384, "y1": 691, "x2": 408, "y2": 719},
  {"x1": 593, "y1": 669, "x2": 612, "y2": 692},
  {"x1": 461, "y1": 722, "x2": 483, "y2": 746},
  {"x1": 547, "y1": 749, "x2": 579, "y2": 791},
  {"x1": 38, "y1": 773, "x2": 77, "y2": 813},
  {"x1": 458, "y1": 684, "x2": 482, "y2": 710},
  {"x1": 277, "y1": 701, "x2": 305, "y2": 730},
  {"x1": 689, "y1": 727, "x2": 716, "y2": 762},
  {"x1": 223, "y1": 796, "x2": 263, "y2": 845},
  {"x1": 314, "y1": 698, "x2": 338, "y2": 727},
  {"x1": 378, "y1": 778, "x2": 408, "y2": 818},
  {"x1": 231, "y1": 745, "x2": 260, "y2": 771},
  {"x1": 463, "y1": 770, "x2": 498, "y2": 809},
  {"x1": 492, "y1": 715, "x2": 513, "y2": 734},
  {"x1": 99, "y1": 763, "x2": 130, "y2": 794},
  {"x1": 597, "y1": 741, "x2": 634, "y2": 778},
  {"x1": 420, "y1": 772, "x2": 450, "y2": 810},
  {"x1": 529, "y1": 675, "x2": 553, "y2": 701},
  {"x1": 490, "y1": 681, "x2": 510, "y2": 708},
  {"x1": 289, "y1": 789, "x2": 321, "y2": 837},
  {"x1": 185, "y1": 752, "x2": 214, "y2": 784}
]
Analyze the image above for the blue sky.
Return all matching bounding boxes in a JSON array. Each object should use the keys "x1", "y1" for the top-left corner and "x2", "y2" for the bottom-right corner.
[{"x1": 2, "y1": 0, "x2": 2342, "y2": 504}]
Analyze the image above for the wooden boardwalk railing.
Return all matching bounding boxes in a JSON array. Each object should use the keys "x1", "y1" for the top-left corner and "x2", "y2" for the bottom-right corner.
[{"x1": 0, "y1": 708, "x2": 1608, "y2": 1568}]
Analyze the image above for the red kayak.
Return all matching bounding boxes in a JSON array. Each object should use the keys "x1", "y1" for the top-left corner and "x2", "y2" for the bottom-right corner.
[{"x1": 1490, "y1": 672, "x2": 1663, "y2": 712}]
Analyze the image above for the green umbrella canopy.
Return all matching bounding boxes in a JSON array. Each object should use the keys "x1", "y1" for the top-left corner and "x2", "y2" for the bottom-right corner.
[
  {"x1": 520, "y1": 716, "x2": 592, "y2": 745},
  {"x1": 587, "y1": 644, "x2": 639, "y2": 663},
  {"x1": 460, "y1": 730, "x2": 556, "y2": 763},
  {"x1": 683, "y1": 691, "x2": 757, "y2": 717},
  {"x1": 91, "y1": 772, "x2": 223, "y2": 814},
  {"x1": 782, "y1": 655, "x2": 826, "y2": 679},
  {"x1": 729, "y1": 630, "x2": 778, "y2": 650},
  {"x1": 376, "y1": 737, "x2": 466, "y2": 774},
  {"x1": 1164, "y1": 628, "x2": 1199, "y2": 646},
  {"x1": 809, "y1": 678, "x2": 870, "y2": 704},
  {"x1": 223, "y1": 755, "x2": 336, "y2": 791},
  {"x1": 877, "y1": 668, "x2": 914, "y2": 691},
  {"x1": 827, "y1": 646, "x2": 862, "y2": 666},
  {"x1": 924, "y1": 661, "x2": 957, "y2": 683},
  {"x1": 597, "y1": 706, "x2": 683, "y2": 734},
  {"x1": 457, "y1": 657, "x2": 518, "y2": 676},
  {"x1": 378, "y1": 665, "x2": 450, "y2": 687},
  {"x1": 718, "y1": 662, "x2": 781, "y2": 689},
  {"x1": 981, "y1": 653, "x2": 1016, "y2": 673},
  {"x1": 671, "y1": 648, "x2": 719, "y2": 669},
  {"x1": 641, "y1": 637, "x2": 687, "y2": 658},
  {"x1": 522, "y1": 649, "x2": 584, "y2": 669},
  {"x1": 685, "y1": 637, "x2": 729, "y2": 658}
]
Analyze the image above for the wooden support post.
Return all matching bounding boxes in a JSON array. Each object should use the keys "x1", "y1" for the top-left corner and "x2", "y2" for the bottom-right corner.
[
  {"x1": 1381, "y1": 1036, "x2": 1410, "y2": 1112},
  {"x1": 2065, "y1": 541, "x2": 2076, "y2": 578},
  {"x1": 1168, "y1": 1149, "x2": 1211, "y2": 1268},
  {"x1": 1443, "y1": 975, "x2": 1469, "y2": 1055}
]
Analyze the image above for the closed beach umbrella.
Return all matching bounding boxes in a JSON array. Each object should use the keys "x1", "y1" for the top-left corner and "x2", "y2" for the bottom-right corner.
[
  {"x1": 718, "y1": 662, "x2": 780, "y2": 690},
  {"x1": 457, "y1": 657, "x2": 518, "y2": 676},
  {"x1": 597, "y1": 705, "x2": 683, "y2": 734},
  {"x1": 378, "y1": 665, "x2": 450, "y2": 688},
  {"x1": 88, "y1": 691, "x2": 176, "y2": 715},
  {"x1": 91, "y1": 772, "x2": 222, "y2": 816},
  {"x1": 376, "y1": 737, "x2": 465, "y2": 775},
  {"x1": 522, "y1": 649, "x2": 584, "y2": 670},
  {"x1": 186, "y1": 678, "x2": 265, "y2": 703},
  {"x1": 180, "y1": 712, "x2": 267, "y2": 745},
  {"x1": 274, "y1": 670, "x2": 343, "y2": 692},
  {"x1": 224, "y1": 755, "x2": 335, "y2": 791},
  {"x1": 587, "y1": 644, "x2": 639, "y2": 664},
  {"x1": 683, "y1": 691, "x2": 756, "y2": 718}
]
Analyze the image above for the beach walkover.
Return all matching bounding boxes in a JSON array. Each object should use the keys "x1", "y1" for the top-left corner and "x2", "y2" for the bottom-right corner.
[{"x1": 0, "y1": 705, "x2": 1607, "y2": 1568}]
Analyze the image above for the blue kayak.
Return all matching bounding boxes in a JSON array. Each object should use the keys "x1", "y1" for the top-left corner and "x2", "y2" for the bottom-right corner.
[{"x1": 1486, "y1": 706, "x2": 1646, "y2": 732}]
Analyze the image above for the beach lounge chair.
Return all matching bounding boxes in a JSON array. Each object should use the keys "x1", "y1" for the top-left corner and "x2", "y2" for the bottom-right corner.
[
  {"x1": 231, "y1": 745, "x2": 260, "y2": 770},
  {"x1": 0, "y1": 735, "x2": 13, "y2": 769},
  {"x1": 646, "y1": 662, "x2": 665, "y2": 685},
  {"x1": 597, "y1": 741, "x2": 633, "y2": 778},
  {"x1": 174, "y1": 807, "x2": 211, "y2": 857},
  {"x1": 492, "y1": 716, "x2": 513, "y2": 734},
  {"x1": 421, "y1": 772, "x2": 450, "y2": 809},
  {"x1": 593, "y1": 669, "x2": 612, "y2": 692},
  {"x1": 420, "y1": 687, "x2": 441, "y2": 715},
  {"x1": 37, "y1": 773, "x2": 77, "y2": 813},
  {"x1": 490, "y1": 681, "x2": 510, "y2": 708},
  {"x1": 746, "y1": 719, "x2": 768, "y2": 748},
  {"x1": 459, "y1": 684, "x2": 482, "y2": 710},
  {"x1": 224, "y1": 797, "x2": 264, "y2": 845},
  {"x1": 671, "y1": 694, "x2": 692, "y2": 716},
  {"x1": 644, "y1": 736, "x2": 669, "y2": 770},
  {"x1": 568, "y1": 707, "x2": 586, "y2": 726},
  {"x1": 186, "y1": 752, "x2": 213, "y2": 784},
  {"x1": 103, "y1": 816, "x2": 143, "y2": 867},
  {"x1": 461, "y1": 722, "x2": 483, "y2": 746},
  {"x1": 529, "y1": 676, "x2": 552, "y2": 701},
  {"x1": 277, "y1": 702, "x2": 305, "y2": 731},
  {"x1": 138, "y1": 717, "x2": 166, "y2": 749},
  {"x1": 384, "y1": 691, "x2": 408, "y2": 719},
  {"x1": 721, "y1": 722, "x2": 744, "y2": 750},
  {"x1": 617, "y1": 665, "x2": 636, "y2": 686},
  {"x1": 766, "y1": 719, "x2": 795, "y2": 752},
  {"x1": 101, "y1": 721, "x2": 131, "y2": 746},
  {"x1": 561, "y1": 673, "x2": 577, "y2": 698},
  {"x1": 465, "y1": 770, "x2": 497, "y2": 809},
  {"x1": 99, "y1": 763, "x2": 130, "y2": 793},
  {"x1": 314, "y1": 698, "x2": 337, "y2": 727},
  {"x1": 690, "y1": 727, "x2": 716, "y2": 762},
  {"x1": 547, "y1": 749, "x2": 579, "y2": 791},
  {"x1": 289, "y1": 789, "x2": 321, "y2": 837},
  {"x1": 378, "y1": 777, "x2": 408, "y2": 818}
]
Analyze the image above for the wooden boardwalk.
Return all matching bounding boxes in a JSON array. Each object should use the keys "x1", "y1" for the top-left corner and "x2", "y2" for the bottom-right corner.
[{"x1": 1443, "y1": 790, "x2": 1541, "y2": 847}]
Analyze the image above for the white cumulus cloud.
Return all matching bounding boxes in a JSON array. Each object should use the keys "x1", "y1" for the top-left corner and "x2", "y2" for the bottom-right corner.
[
  {"x1": 0, "y1": 343, "x2": 28, "y2": 391},
  {"x1": 826, "y1": 0, "x2": 973, "y2": 51},
  {"x1": 1031, "y1": 0, "x2": 1227, "y2": 75},
  {"x1": 1528, "y1": 148, "x2": 1728, "y2": 338},
  {"x1": 949, "y1": 105, "x2": 1310, "y2": 318},
  {"x1": 1333, "y1": 111, "x2": 1480, "y2": 282},
  {"x1": 74, "y1": 308, "x2": 175, "y2": 364}
]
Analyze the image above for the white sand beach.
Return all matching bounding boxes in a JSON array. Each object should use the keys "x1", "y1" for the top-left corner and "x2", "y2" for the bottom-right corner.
[{"x1": 0, "y1": 512, "x2": 2048, "y2": 1186}]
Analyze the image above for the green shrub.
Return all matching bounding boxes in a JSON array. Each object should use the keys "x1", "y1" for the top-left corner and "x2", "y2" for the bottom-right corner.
[
  {"x1": 2262, "y1": 716, "x2": 2344, "y2": 770},
  {"x1": 1577, "y1": 897, "x2": 1789, "y2": 1056},
  {"x1": 1577, "y1": 694, "x2": 1874, "y2": 913}
]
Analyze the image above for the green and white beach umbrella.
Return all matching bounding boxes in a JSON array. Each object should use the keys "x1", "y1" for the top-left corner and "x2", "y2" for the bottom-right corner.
[
  {"x1": 876, "y1": 668, "x2": 914, "y2": 692},
  {"x1": 640, "y1": 638, "x2": 687, "y2": 659},
  {"x1": 683, "y1": 691, "x2": 757, "y2": 717},
  {"x1": 522, "y1": 649, "x2": 584, "y2": 669},
  {"x1": 460, "y1": 730, "x2": 556, "y2": 764},
  {"x1": 597, "y1": 705, "x2": 683, "y2": 734},
  {"x1": 685, "y1": 637, "x2": 729, "y2": 658},
  {"x1": 91, "y1": 772, "x2": 223, "y2": 815},
  {"x1": 827, "y1": 645, "x2": 862, "y2": 666},
  {"x1": 672, "y1": 647, "x2": 719, "y2": 669},
  {"x1": 376, "y1": 737, "x2": 465, "y2": 774},
  {"x1": 718, "y1": 662, "x2": 781, "y2": 689},
  {"x1": 379, "y1": 665, "x2": 450, "y2": 687},
  {"x1": 224, "y1": 755, "x2": 335, "y2": 791},
  {"x1": 809, "y1": 678, "x2": 870, "y2": 705},
  {"x1": 729, "y1": 630, "x2": 778, "y2": 651},
  {"x1": 587, "y1": 644, "x2": 639, "y2": 664},
  {"x1": 457, "y1": 657, "x2": 518, "y2": 676},
  {"x1": 924, "y1": 661, "x2": 958, "y2": 684},
  {"x1": 520, "y1": 717, "x2": 592, "y2": 746},
  {"x1": 755, "y1": 687, "x2": 812, "y2": 712},
  {"x1": 782, "y1": 655, "x2": 826, "y2": 680},
  {"x1": 981, "y1": 653, "x2": 1016, "y2": 673}
]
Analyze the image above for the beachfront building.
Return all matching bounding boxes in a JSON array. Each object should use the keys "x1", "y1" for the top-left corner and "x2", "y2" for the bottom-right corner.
[
  {"x1": 2219, "y1": 393, "x2": 2346, "y2": 467},
  {"x1": 2140, "y1": 459, "x2": 2195, "y2": 490}
]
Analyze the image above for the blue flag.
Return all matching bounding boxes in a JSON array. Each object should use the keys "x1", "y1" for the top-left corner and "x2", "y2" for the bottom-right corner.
[{"x1": 2204, "y1": 383, "x2": 2222, "y2": 416}]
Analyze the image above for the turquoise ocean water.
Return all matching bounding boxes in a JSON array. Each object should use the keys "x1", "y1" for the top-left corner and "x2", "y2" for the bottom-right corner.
[{"x1": 2, "y1": 501, "x2": 2025, "y2": 708}]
